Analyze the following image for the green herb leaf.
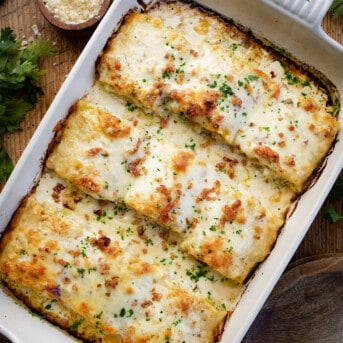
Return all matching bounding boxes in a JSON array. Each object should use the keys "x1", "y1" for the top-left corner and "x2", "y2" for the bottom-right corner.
[
  {"x1": 0, "y1": 27, "x2": 54, "y2": 184},
  {"x1": 330, "y1": 0, "x2": 343, "y2": 18},
  {"x1": 0, "y1": 146, "x2": 14, "y2": 181},
  {"x1": 324, "y1": 205, "x2": 343, "y2": 223}
]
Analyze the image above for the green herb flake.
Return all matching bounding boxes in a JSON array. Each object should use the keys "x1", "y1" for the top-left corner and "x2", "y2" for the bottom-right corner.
[
  {"x1": 219, "y1": 82, "x2": 234, "y2": 98},
  {"x1": 284, "y1": 71, "x2": 300, "y2": 85},
  {"x1": 125, "y1": 101, "x2": 138, "y2": 112},
  {"x1": 77, "y1": 268, "x2": 86, "y2": 278},
  {"x1": 70, "y1": 320, "x2": 82, "y2": 332},
  {"x1": 114, "y1": 308, "x2": 134, "y2": 318}
]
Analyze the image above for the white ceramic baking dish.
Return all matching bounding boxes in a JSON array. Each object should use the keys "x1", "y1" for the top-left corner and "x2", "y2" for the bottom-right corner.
[{"x1": 0, "y1": 0, "x2": 342, "y2": 342}]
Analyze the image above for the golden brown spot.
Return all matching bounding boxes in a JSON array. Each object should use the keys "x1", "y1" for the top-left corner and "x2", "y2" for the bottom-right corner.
[
  {"x1": 76, "y1": 176, "x2": 100, "y2": 193},
  {"x1": 128, "y1": 258, "x2": 154, "y2": 276},
  {"x1": 164, "y1": 328, "x2": 173, "y2": 340},
  {"x1": 87, "y1": 147, "x2": 103, "y2": 157},
  {"x1": 215, "y1": 157, "x2": 239, "y2": 179},
  {"x1": 128, "y1": 156, "x2": 146, "y2": 177},
  {"x1": 94, "y1": 236, "x2": 122, "y2": 258},
  {"x1": 196, "y1": 180, "x2": 221, "y2": 202},
  {"x1": 155, "y1": 185, "x2": 181, "y2": 224},
  {"x1": 107, "y1": 57, "x2": 121, "y2": 71},
  {"x1": 190, "y1": 49, "x2": 199, "y2": 57},
  {"x1": 99, "y1": 111, "x2": 131, "y2": 138},
  {"x1": 126, "y1": 286, "x2": 134, "y2": 294},
  {"x1": 270, "y1": 84, "x2": 280, "y2": 98},
  {"x1": 159, "y1": 117, "x2": 169, "y2": 128},
  {"x1": 165, "y1": 63, "x2": 175, "y2": 73},
  {"x1": 219, "y1": 200, "x2": 244, "y2": 228},
  {"x1": 201, "y1": 238, "x2": 233, "y2": 270},
  {"x1": 284, "y1": 155, "x2": 296, "y2": 166},
  {"x1": 127, "y1": 138, "x2": 142, "y2": 155},
  {"x1": 52, "y1": 182, "x2": 65, "y2": 203},
  {"x1": 78, "y1": 301, "x2": 91, "y2": 315},
  {"x1": 254, "y1": 68, "x2": 271, "y2": 90},
  {"x1": 151, "y1": 289, "x2": 162, "y2": 302},
  {"x1": 245, "y1": 83, "x2": 253, "y2": 95},
  {"x1": 172, "y1": 151, "x2": 194, "y2": 173},
  {"x1": 231, "y1": 95, "x2": 242, "y2": 108},
  {"x1": 141, "y1": 300, "x2": 153, "y2": 308},
  {"x1": 253, "y1": 146, "x2": 279, "y2": 163},
  {"x1": 301, "y1": 99, "x2": 318, "y2": 112},
  {"x1": 193, "y1": 18, "x2": 209, "y2": 35},
  {"x1": 203, "y1": 91, "x2": 219, "y2": 113},
  {"x1": 99, "y1": 261, "x2": 111, "y2": 275},
  {"x1": 17, "y1": 261, "x2": 46, "y2": 278},
  {"x1": 186, "y1": 102, "x2": 203, "y2": 119},
  {"x1": 105, "y1": 276, "x2": 119, "y2": 289},
  {"x1": 253, "y1": 226, "x2": 263, "y2": 240}
]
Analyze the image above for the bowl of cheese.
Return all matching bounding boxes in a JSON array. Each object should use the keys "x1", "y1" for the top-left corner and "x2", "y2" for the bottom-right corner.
[{"x1": 37, "y1": 0, "x2": 112, "y2": 32}]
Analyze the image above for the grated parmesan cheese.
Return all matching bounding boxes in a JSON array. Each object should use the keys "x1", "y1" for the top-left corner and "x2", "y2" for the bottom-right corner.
[{"x1": 43, "y1": 0, "x2": 104, "y2": 24}]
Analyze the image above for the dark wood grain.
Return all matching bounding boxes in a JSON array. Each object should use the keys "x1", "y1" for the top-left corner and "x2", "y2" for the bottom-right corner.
[{"x1": 243, "y1": 255, "x2": 343, "y2": 343}]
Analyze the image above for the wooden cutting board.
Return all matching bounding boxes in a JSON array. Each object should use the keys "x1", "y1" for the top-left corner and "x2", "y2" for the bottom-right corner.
[{"x1": 243, "y1": 255, "x2": 343, "y2": 343}]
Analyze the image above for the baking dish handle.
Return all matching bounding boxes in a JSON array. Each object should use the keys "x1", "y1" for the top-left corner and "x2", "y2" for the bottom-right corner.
[{"x1": 263, "y1": 0, "x2": 333, "y2": 30}]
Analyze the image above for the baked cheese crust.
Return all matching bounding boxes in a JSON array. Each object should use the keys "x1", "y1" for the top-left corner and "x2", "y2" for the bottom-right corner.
[
  {"x1": 97, "y1": 8, "x2": 339, "y2": 192},
  {"x1": 47, "y1": 92, "x2": 293, "y2": 282},
  {"x1": 0, "y1": 171, "x2": 229, "y2": 342}
]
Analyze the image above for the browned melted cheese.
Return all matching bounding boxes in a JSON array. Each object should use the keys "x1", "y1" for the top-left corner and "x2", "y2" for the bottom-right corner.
[
  {"x1": 1, "y1": 171, "x2": 230, "y2": 342},
  {"x1": 97, "y1": 7, "x2": 339, "y2": 192}
]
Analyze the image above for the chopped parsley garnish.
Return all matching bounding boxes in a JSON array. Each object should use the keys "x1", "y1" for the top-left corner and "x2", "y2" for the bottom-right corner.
[
  {"x1": 125, "y1": 101, "x2": 138, "y2": 112},
  {"x1": 219, "y1": 82, "x2": 234, "y2": 98},
  {"x1": 284, "y1": 71, "x2": 300, "y2": 85},
  {"x1": 186, "y1": 264, "x2": 215, "y2": 283},
  {"x1": 162, "y1": 70, "x2": 171, "y2": 79},
  {"x1": 70, "y1": 319, "x2": 82, "y2": 331},
  {"x1": 245, "y1": 74, "x2": 259, "y2": 83},
  {"x1": 114, "y1": 307, "x2": 134, "y2": 318}
]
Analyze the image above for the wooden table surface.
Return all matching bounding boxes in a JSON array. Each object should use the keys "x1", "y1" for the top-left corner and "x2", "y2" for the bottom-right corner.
[{"x1": 0, "y1": 0, "x2": 342, "y2": 341}]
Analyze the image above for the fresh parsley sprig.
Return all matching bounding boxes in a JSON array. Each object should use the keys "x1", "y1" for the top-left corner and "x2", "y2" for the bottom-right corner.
[
  {"x1": 324, "y1": 177, "x2": 343, "y2": 223},
  {"x1": 329, "y1": 0, "x2": 343, "y2": 18},
  {"x1": 0, "y1": 27, "x2": 54, "y2": 183}
]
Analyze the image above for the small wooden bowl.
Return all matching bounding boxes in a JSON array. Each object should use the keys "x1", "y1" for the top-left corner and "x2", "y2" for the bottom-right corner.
[{"x1": 37, "y1": 0, "x2": 112, "y2": 33}]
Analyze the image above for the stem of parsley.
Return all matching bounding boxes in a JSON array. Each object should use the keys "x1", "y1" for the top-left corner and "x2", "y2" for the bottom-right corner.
[{"x1": 0, "y1": 27, "x2": 54, "y2": 183}]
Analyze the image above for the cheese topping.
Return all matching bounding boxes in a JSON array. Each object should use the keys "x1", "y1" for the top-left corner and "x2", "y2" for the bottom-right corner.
[
  {"x1": 0, "y1": 171, "x2": 230, "y2": 342},
  {"x1": 97, "y1": 10, "x2": 339, "y2": 191},
  {"x1": 47, "y1": 89, "x2": 293, "y2": 282},
  {"x1": 43, "y1": 0, "x2": 104, "y2": 24}
]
